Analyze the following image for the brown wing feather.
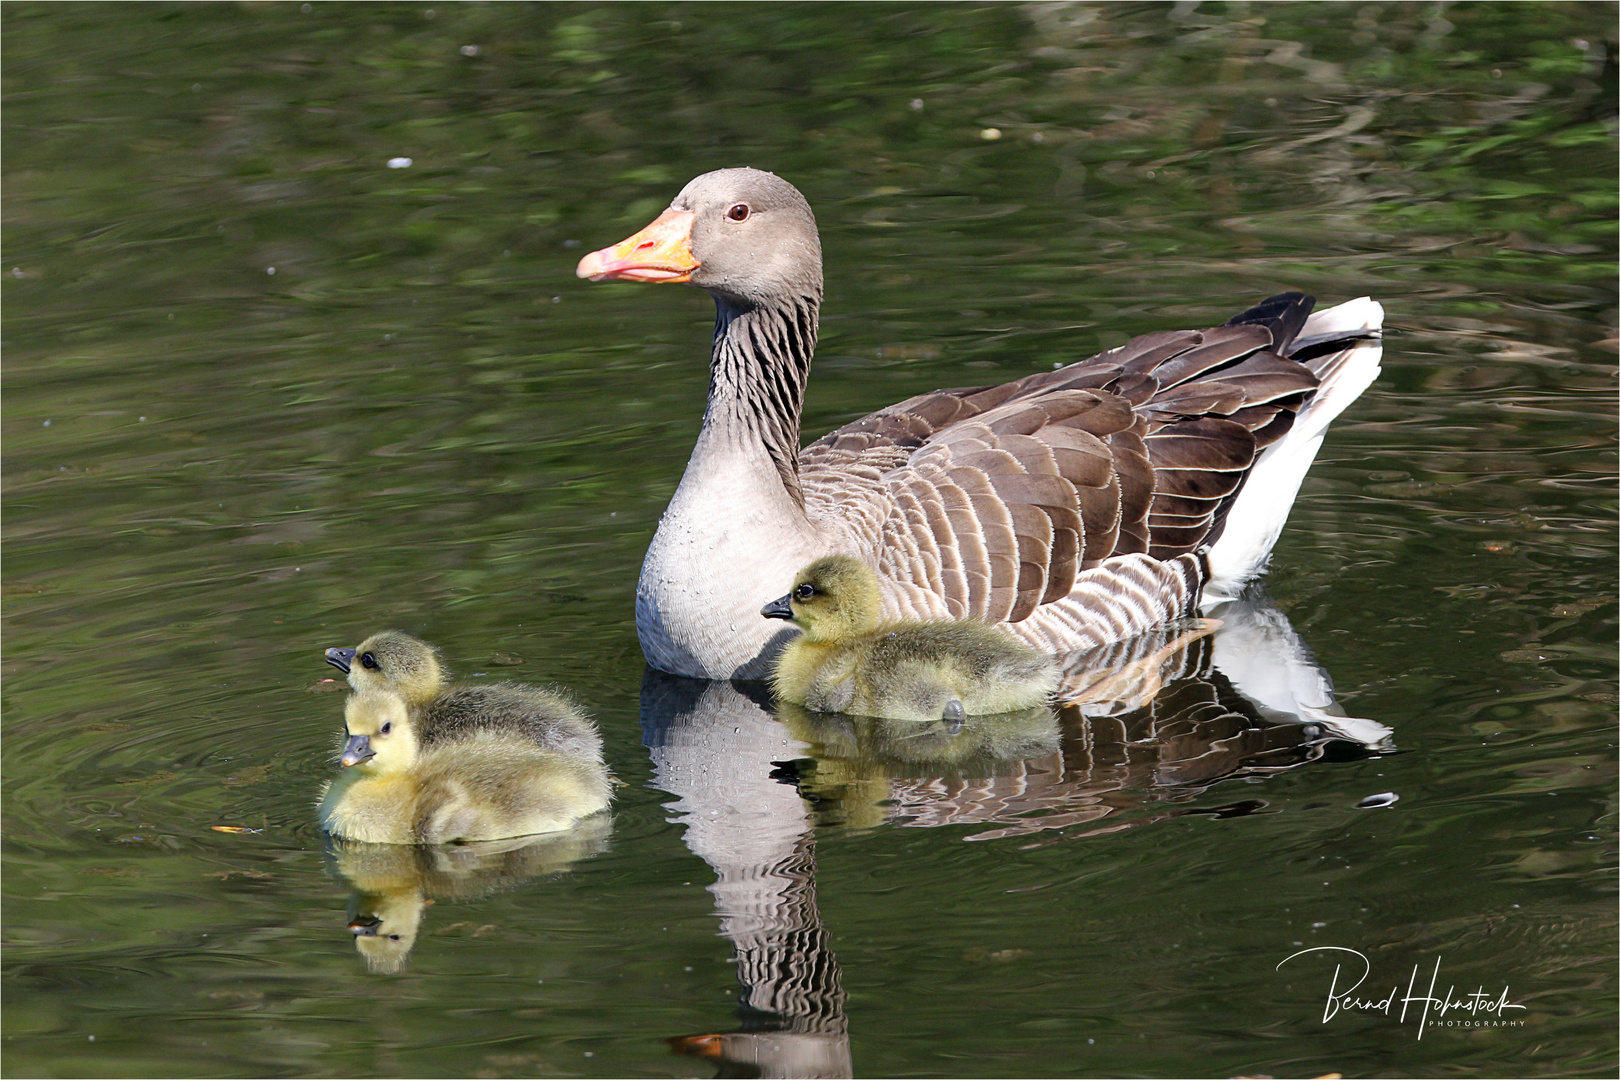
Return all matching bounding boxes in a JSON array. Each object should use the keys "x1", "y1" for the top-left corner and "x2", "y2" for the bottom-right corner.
[
  {"x1": 1107, "y1": 429, "x2": 1154, "y2": 557},
  {"x1": 1144, "y1": 325, "x2": 1272, "y2": 388},
  {"x1": 798, "y1": 294, "x2": 1335, "y2": 623}
]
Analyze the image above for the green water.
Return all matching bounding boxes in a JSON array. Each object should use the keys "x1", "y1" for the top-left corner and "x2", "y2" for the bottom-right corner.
[{"x1": 4, "y1": 3, "x2": 1615, "y2": 1077}]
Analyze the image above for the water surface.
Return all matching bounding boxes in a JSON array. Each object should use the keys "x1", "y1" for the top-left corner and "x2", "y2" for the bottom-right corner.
[{"x1": 4, "y1": 3, "x2": 1615, "y2": 1077}]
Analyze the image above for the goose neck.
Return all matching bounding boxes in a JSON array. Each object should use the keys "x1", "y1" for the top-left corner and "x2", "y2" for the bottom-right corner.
[{"x1": 702, "y1": 293, "x2": 820, "y2": 505}]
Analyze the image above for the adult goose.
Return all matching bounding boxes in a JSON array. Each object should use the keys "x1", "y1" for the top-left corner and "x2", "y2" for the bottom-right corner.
[{"x1": 578, "y1": 168, "x2": 1382, "y2": 681}]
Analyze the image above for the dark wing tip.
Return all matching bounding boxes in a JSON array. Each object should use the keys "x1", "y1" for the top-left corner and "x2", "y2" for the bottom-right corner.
[{"x1": 1225, "y1": 292, "x2": 1315, "y2": 354}]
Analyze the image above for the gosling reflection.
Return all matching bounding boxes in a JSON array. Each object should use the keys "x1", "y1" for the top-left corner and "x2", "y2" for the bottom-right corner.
[
  {"x1": 763, "y1": 556, "x2": 1058, "y2": 722},
  {"x1": 773, "y1": 703, "x2": 1061, "y2": 831},
  {"x1": 326, "y1": 823, "x2": 610, "y2": 974}
]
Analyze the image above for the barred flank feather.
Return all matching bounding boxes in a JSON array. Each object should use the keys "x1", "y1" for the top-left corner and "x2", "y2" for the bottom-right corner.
[{"x1": 794, "y1": 294, "x2": 1381, "y2": 642}]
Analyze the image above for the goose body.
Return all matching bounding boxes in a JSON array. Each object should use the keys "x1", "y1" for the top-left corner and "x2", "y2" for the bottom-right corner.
[
  {"x1": 765, "y1": 555, "x2": 1059, "y2": 722},
  {"x1": 318, "y1": 689, "x2": 612, "y2": 845},
  {"x1": 579, "y1": 168, "x2": 1383, "y2": 680}
]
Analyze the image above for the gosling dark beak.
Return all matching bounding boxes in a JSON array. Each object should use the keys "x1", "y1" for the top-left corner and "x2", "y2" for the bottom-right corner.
[
  {"x1": 761, "y1": 594, "x2": 794, "y2": 621},
  {"x1": 348, "y1": 914, "x2": 382, "y2": 937},
  {"x1": 340, "y1": 735, "x2": 374, "y2": 767},
  {"x1": 325, "y1": 647, "x2": 355, "y2": 674}
]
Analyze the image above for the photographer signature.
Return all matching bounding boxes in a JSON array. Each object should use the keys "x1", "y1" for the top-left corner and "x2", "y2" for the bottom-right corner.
[{"x1": 1277, "y1": 946, "x2": 1526, "y2": 1039}]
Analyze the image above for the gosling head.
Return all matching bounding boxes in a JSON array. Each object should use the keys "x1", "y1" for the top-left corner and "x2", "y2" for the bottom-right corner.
[
  {"x1": 762, "y1": 555, "x2": 884, "y2": 643},
  {"x1": 324, "y1": 630, "x2": 446, "y2": 706},
  {"x1": 339, "y1": 690, "x2": 419, "y2": 774}
]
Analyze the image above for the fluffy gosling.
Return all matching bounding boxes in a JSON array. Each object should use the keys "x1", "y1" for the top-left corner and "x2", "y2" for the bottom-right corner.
[
  {"x1": 318, "y1": 689, "x2": 612, "y2": 845},
  {"x1": 763, "y1": 556, "x2": 1059, "y2": 722},
  {"x1": 324, "y1": 630, "x2": 599, "y2": 759}
]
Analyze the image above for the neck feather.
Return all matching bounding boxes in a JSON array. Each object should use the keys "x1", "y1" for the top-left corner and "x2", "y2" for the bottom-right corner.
[{"x1": 706, "y1": 293, "x2": 820, "y2": 506}]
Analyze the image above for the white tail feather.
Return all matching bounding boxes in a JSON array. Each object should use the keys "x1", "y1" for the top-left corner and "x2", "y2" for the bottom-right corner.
[{"x1": 1202, "y1": 298, "x2": 1384, "y2": 600}]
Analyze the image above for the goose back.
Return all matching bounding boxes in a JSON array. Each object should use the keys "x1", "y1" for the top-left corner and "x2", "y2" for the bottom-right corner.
[{"x1": 798, "y1": 292, "x2": 1344, "y2": 625}]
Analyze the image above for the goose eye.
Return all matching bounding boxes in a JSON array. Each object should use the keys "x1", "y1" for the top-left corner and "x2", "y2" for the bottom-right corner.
[
  {"x1": 726, "y1": 203, "x2": 751, "y2": 222},
  {"x1": 360, "y1": 652, "x2": 379, "y2": 670},
  {"x1": 379, "y1": 722, "x2": 392, "y2": 736},
  {"x1": 793, "y1": 583, "x2": 815, "y2": 600}
]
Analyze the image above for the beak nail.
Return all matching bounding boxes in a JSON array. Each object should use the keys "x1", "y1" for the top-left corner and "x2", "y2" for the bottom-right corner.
[{"x1": 340, "y1": 735, "x2": 374, "y2": 767}]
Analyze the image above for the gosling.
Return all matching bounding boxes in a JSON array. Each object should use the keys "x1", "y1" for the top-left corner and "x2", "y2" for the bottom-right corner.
[
  {"x1": 763, "y1": 556, "x2": 1059, "y2": 722},
  {"x1": 318, "y1": 689, "x2": 612, "y2": 845},
  {"x1": 324, "y1": 630, "x2": 599, "y2": 759}
]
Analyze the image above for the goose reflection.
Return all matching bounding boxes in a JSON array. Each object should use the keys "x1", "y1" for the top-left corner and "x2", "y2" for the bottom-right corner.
[
  {"x1": 642, "y1": 676, "x2": 852, "y2": 1079},
  {"x1": 641, "y1": 597, "x2": 1390, "y2": 1077},
  {"x1": 324, "y1": 823, "x2": 611, "y2": 974}
]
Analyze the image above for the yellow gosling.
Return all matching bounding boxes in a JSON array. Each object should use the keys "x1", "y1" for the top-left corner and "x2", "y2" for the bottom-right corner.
[
  {"x1": 764, "y1": 556, "x2": 1059, "y2": 723},
  {"x1": 323, "y1": 630, "x2": 599, "y2": 758},
  {"x1": 318, "y1": 688, "x2": 612, "y2": 845},
  {"x1": 325, "y1": 630, "x2": 447, "y2": 709}
]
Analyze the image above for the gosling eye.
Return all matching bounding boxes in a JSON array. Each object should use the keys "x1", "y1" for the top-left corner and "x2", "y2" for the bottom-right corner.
[
  {"x1": 793, "y1": 583, "x2": 815, "y2": 601},
  {"x1": 726, "y1": 202, "x2": 751, "y2": 222},
  {"x1": 360, "y1": 652, "x2": 380, "y2": 670},
  {"x1": 379, "y1": 722, "x2": 392, "y2": 736}
]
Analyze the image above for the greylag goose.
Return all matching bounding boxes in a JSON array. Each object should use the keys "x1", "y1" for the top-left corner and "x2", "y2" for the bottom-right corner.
[
  {"x1": 764, "y1": 554, "x2": 1059, "y2": 721},
  {"x1": 318, "y1": 689, "x2": 612, "y2": 845},
  {"x1": 325, "y1": 630, "x2": 601, "y2": 759},
  {"x1": 578, "y1": 168, "x2": 1382, "y2": 680}
]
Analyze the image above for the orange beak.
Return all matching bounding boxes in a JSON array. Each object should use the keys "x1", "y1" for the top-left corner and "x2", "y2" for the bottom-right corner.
[
  {"x1": 576, "y1": 208, "x2": 698, "y2": 283},
  {"x1": 667, "y1": 1034, "x2": 724, "y2": 1059}
]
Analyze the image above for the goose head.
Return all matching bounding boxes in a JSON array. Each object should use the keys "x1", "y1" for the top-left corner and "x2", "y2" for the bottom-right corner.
[
  {"x1": 338, "y1": 690, "x2": 419, "y2": 773},
  {"x1": 763, "y1": 555, "x2": 883, "y2": 644},
  {"x1": 325, "y1": 630, "x2": 446, "y2": 707},
  {"x1": 576, "y1": 167, "x2": 823, "y2": 308}
]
